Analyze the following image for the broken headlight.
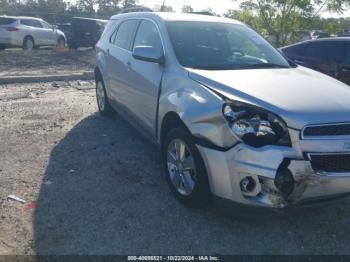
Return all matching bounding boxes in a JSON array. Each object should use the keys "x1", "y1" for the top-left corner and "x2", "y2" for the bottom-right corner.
[{"x1": 223, "y1": 102, "x2": 291, "y2": 147}]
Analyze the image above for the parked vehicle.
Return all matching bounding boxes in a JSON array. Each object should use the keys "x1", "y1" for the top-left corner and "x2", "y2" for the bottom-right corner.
[
  {"x1": 281, "y1": 38, "x2": 350, "y2": 85},
  {"x1": 338, "y1": 29, "x2": 350, "y2": 37},
  {"x1": 56, "y1": 17, "x2": 107, "y2": 49},
  {"x1": 95, "y1": 12, "x2": 350, "y2": 209},
  {"x1": 310, "y1": 30, "x2": 330, "y2": 39},
  {"x1": 0, "y1": 16, "x2": 66, "y2": 50}
]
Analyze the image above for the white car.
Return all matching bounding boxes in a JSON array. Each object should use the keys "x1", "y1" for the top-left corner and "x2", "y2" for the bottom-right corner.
[{"x1": 0, "y1": 16, "x2": 66, "y2": 50}]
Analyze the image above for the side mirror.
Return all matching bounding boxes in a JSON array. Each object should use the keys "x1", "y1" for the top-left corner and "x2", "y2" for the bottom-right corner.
[
  {"x1": 132, "y1": 46, "x2": 164, "y2": 65},
  {"x1": 52, "y1": 25, "x2": 58, "y2": 30}
]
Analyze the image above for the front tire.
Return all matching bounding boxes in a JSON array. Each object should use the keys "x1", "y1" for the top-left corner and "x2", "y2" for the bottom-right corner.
[
  {"x1": 96, "y1": 79, "x2": 113, "y2": 116},
  {"x1": 162, "y1": 127, "x2": 211, "y2": 207},
  {"x1": 57, "y1": 37, "x2": 65, "y2": 48}
]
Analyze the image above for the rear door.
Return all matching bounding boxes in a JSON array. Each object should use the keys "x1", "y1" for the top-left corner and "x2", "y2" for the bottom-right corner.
[
  {"x1": 125, "y1": 19, "x2": 165, "y2": 136},
  {"x1": 339, "y1": 41, "x2": 350, "y2": 85},
  {"x1": 303, "y1": 41, "x2": 344, "y2": 78},
  {"x1": 106, "y1": 19, "x2": 139, "y2": 107}
]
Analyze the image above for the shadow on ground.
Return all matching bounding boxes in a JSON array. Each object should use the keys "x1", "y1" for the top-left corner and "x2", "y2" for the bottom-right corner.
[{"x1": 34, "y1": 113, "x2": 350, "y2": 255}]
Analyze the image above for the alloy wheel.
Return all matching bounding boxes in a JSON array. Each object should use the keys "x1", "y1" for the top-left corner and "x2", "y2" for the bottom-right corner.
[{"x1": 167, "y1": 139, "x2": 197, "y2": 196}]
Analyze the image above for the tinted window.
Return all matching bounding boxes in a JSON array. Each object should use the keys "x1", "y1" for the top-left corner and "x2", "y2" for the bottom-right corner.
[
  {"x1": 31, "y1": 20, "x2": 43, "y2": 28},
  {"x1": 41, "y1": 21, "x2": 51, "y2": 29},
  {"x1": 113, "y1": 20, "x2": 139, "y2": 51},
  {"x1": 21, "y1": 19, "x2": 43, "y2": 28},
  {"x1": 166, "y1": 21, "x2": 290, "y2": 70},
  {"x1": 0, "y1": 18, "x2": 16, "y2": 25},
  {"x1": 305, "y1": 41, "x2": 343, "y2": 62},
  {"x1": 133, "y1": 20, "x2": 162, "y2": 52},
  {"x1": 283, "y1": 43, "x2": 306, "y2": 56}
]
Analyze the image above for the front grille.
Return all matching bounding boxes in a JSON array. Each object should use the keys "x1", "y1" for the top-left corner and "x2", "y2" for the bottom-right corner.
[
  {"x1": 303, "y1": 123, "x2": 350, "y2": 137},
  {"x1": 309, "y1": 154, "x2": 350, "y2": 172}
]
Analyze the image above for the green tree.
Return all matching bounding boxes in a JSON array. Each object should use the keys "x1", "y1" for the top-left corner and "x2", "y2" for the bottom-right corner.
[
  {"x1": 77, "y1": 0, "x2": 97, "y2": 13},
  {"x1": 98, "y1": 0, "x2": 120, "y2": 16},
  {"x1": 181, "y1": 4, "x2": 193, "y2": 13},
  {"x1": 121, "y1": 0, "x2": 137, "y2": 9},
  {"x1": 231, "y1": 0, "x2": 350, "y2": 46},
  {"x1": 158, "y1": 1, "x2": 173, "y2": 12}
]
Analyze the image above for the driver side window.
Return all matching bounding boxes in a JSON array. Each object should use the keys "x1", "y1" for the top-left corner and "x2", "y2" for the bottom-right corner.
[{"x1": 133, "y1": 20, "x2": 163, "y2": 53}]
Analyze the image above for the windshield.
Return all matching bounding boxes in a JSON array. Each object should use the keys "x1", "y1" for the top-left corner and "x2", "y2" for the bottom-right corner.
[{"x1": 166, "y1": 21, "x2": 291, "y2": 70}]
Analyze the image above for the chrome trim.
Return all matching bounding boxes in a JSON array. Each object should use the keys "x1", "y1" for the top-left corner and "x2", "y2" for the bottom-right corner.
[{"x1": 301, "y1": 122, "x2": 350, "y2": 140}]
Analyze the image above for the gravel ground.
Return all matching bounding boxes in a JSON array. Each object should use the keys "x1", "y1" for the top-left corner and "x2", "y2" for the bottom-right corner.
[
  {"x1": 0, "y1": 49, "x2": 95, "y2": 77},
  {"x1": 1, "y1": 82, "x2": 350, "y2": 255}
]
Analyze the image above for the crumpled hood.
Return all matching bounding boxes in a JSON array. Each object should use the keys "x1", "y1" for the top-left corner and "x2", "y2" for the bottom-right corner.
[{"x1": 189, "y1": 66, "x2": 350, "y2": 130}]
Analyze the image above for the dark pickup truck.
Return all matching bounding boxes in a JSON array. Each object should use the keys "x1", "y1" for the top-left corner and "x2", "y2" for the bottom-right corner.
[{"x1": 56, "y1": 17, "x2": 107, "y2": 49}]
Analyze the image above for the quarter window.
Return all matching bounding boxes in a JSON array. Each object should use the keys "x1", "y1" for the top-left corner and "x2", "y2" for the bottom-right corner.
[
  {"x1": 113, "y1": 19, "x2": 139, "y2": 51},
  {"x1": 133, "y1": 20, "x2": 162, "y2": 52}
]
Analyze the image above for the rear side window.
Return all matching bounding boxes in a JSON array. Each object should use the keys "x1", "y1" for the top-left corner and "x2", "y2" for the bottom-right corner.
[
  {"x1": 0, "y1": 18, "x2": 16, "y2": 25},
  {"x1": 305, "y1": 41, "x2": 344, "y2": 62},
  {"x1": 21, "y1": 19, "x2": 43, "y2": 28},
  {"x1": 133, "y1": 20, "x2": 163, "y2": 52},
  {"x1": 283, "y1": 43, "x2": 306, "y2": 56},
  {"x1": 113, "y1": 19, "x2": 139, "y2": 51}
]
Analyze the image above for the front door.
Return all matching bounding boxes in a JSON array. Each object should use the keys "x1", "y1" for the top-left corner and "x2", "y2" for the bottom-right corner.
[{"x1": 125, "y1": 19, "x2": 165, "y2": 137}]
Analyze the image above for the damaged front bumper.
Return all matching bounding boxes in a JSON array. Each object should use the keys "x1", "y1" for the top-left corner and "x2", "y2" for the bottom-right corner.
[{"x1": 197, "y1": 129, "x2": 350, "y2": 208}]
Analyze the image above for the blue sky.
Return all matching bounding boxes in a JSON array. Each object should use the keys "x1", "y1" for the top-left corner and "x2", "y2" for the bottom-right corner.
[{"x1": 138, "y1": 0, "x2": 350, "y2": 17}]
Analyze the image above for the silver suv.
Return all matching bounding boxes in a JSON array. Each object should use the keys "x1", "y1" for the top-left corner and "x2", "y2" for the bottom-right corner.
[
  {"x1": 95, "y1": 12, "x2": 350, "y2": 209},
  {"x1": 0, "y1": 16, "x2": 66, "y2": 50}
]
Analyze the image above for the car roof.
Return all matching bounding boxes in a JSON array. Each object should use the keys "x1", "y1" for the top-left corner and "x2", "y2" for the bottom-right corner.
[
  {"x1": 282, "y1": 37, "x2": 350, "y2": 48},
  {"x1": 110, "y1": 12, "x2": 243, "y2": 25},
  {"x1": 0, "y1": 15, "x2": 42, "y2": 21},
  {"x1": 72, "y1": 17, "x2": 108, "y2": 23}
]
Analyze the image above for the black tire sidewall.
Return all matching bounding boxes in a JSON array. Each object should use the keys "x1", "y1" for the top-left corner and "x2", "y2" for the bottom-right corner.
[
  {"x1": 162, "y1": 127, "x2": 211, "y2": 207},
  {"x1": 23, "y1": 37, "x2": 34, "y2": 50},
  {"x1": 96, "y1": 79, "x2": 113, "y2": 116},
  {"x1": 58, "y1": 37, "x2": 65, "y2": 47}
]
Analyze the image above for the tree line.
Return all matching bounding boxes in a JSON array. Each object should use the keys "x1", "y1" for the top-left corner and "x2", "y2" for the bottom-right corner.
[{"x1": 1, "y1": 0, "x2": 350, "y2": 46}]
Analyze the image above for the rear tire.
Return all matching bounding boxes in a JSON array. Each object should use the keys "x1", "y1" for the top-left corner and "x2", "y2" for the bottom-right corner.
[
  {"x1": 23, "y1": 36, "x2": 34, "y2": 50},
  {"x1": 162, "y1": 127, "x2": 211, "y2": 207},
  {"x1": 96, "y1": 78, "x2": 114, "y2": 116}
]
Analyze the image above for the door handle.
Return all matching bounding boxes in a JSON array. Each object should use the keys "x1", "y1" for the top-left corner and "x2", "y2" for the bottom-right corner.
[{"x1": 126, "y1": 61, "x2": 131, "y2": 67}]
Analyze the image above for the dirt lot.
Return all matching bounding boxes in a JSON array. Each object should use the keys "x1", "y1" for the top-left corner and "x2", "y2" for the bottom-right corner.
[
  {"x1": 1, "y1": 82, "x2": 350, "y2": 255},
  {"x1": 0, "y1": 49, "x2": 95, "y2": 77}
]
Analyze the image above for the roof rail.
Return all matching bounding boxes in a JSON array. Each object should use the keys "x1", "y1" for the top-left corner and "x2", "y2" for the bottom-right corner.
[
  {"x1": 190, "y1": 12, "x2": 215, "y2": 16},
  {"x1": 120, "y1": 6, "x2": 153, "y2": 14}
]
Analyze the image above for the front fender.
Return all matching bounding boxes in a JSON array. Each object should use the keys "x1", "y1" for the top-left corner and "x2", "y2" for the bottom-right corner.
[{"x1": 158, "y1": 73, "x2": 239, "y2": 149}]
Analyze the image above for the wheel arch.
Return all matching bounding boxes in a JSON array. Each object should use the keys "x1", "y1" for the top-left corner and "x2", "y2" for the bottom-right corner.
[
  {"x1": 160, "y1": 112, "x2": 191, "y2": 146},
  {"x1": 23, "y1": 35, "x2": 34, "y2": 44},
  {"x1": 94, "y1": 66, "x2": 103, "y2": 82}
]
